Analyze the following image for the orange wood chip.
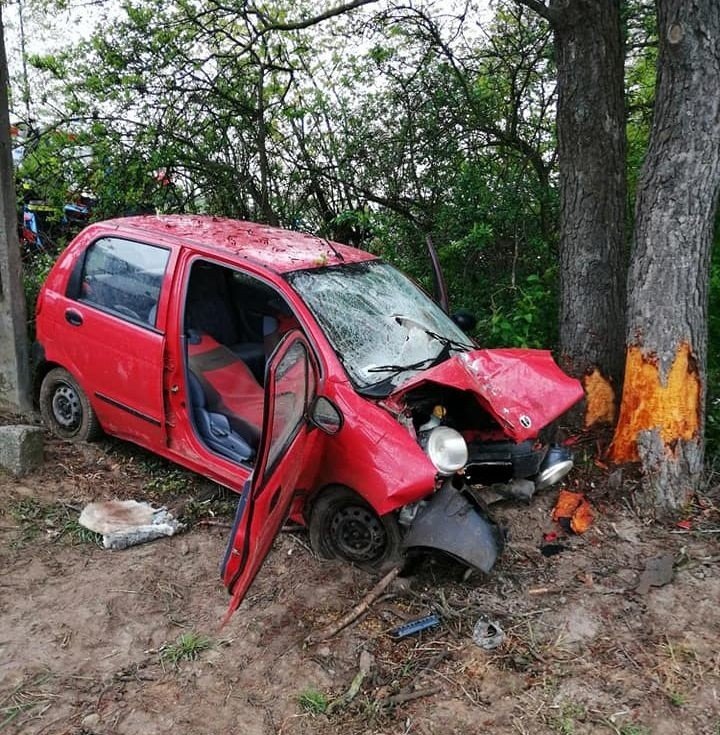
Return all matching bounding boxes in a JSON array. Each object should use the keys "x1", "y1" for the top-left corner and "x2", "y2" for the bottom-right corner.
[
  {"x1": 551, "y1": 489, "x2": 594, "y2": 534},
  {"x1": 551, "y1": 489, "x2": 583, "y2": 522},
  {"x1": 570, "y1": 497, "x2": 594, "y2": 534}
]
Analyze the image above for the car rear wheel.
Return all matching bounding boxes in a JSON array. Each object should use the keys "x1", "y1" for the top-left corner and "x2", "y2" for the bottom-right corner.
[
  {"x1": 308, "y1": 486, "x2": 402, "y2": 570},
  {"x1": 40, "y1": 367, "x2": 102, "y2": 442}
]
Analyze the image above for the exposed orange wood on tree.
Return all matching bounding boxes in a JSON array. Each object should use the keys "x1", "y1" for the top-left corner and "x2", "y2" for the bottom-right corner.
[
  {"x1": 609, "y1": 342, "x2": 700, "y2": 463},
  {"x1": 583, "y1": 369, "x2": 615, "y2": 427}
]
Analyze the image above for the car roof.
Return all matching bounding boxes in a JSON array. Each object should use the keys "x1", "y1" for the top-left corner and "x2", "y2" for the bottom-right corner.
[{"x1": 96, "y1": 215, "x2": 377, "y2": 274}]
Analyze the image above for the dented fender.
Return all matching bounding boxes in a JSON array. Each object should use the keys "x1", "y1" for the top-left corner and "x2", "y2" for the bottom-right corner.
[{"x1": 402, "y1": 480, "x2": 504, "y2": 572}]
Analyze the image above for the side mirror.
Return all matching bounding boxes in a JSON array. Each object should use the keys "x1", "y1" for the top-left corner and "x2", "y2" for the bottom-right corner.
[
  {"x1": 451, "y1": 310, "x2": 477, "y2": 333},
  {"x1": 310, "y1": 396, "x2": 343, "y2": 435}
]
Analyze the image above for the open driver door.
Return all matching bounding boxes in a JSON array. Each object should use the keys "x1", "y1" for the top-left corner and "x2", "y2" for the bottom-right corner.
[{"x1": 220, "y1": 331, "x2": 320, "y2": 622}]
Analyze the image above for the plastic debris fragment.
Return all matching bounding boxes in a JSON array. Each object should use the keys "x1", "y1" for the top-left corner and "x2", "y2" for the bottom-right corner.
[
  {"x1": 635, "y1": 553, "x2": 674, "y2": 594},
  {"x1": 390, "y1": 614, "x2": 441, "y2": 640},
  {"x1": 472, "y1": 618, "x2": 505, "y2": 650}
]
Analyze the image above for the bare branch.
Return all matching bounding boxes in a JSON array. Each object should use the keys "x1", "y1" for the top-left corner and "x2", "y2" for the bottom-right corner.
[
  {"x1": 514, "y1": 0, "x2": 553, "y2": 23},
  {"x1": 261, "y1": 0, "x2": 379, "y2": 32}
]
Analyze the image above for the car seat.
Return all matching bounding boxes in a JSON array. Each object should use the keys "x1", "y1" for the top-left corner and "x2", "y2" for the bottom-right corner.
[
  {"x1": 185, "y1": 264, "x2": 266, "y2": 379},
  {"x1": 188, "y1": 372, "x2": 255, "y2": 463},
  {"x1": 187, "y1": 331, "x2": 265, "y2": 446}
]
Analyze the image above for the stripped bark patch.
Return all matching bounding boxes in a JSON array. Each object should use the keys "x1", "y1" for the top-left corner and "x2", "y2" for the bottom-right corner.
[
  {"x1": 583, "y1": 368, "x2": 615, "y2": 427},
  {"x1": 610, "y1": 342, "x2": 700, "y2": 463}
]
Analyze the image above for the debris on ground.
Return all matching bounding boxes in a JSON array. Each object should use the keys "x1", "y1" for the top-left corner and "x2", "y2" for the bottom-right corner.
[
  {"x1": 305, "y1": 565, "x2": 402, "y2": 644},
  {"x1": 390, "y1": 613, "x2": 441, "y2": 640},
  {"x1": 551, "y1": 488, "x2": 595, "y2": 533},
  {"x1": 327, "y1": 650, "x2": 375, "y2": 713},
  {"x1": 635, "y1": 552, "x2": 675, "y2": 594},
  {"x1": 540, "y1": 542, "x2": 568, "y2": 557},
  {"x1": 78, "y1": 499, "x2": 185, "y2": 549},
  {"x1": 472, "y1": 617, "x2": 505, "y2": 649}
]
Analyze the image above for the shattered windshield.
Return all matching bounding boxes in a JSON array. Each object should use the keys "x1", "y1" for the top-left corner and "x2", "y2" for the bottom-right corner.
[{"x1": 287, "y1": 261, "x2": 474, "y2": 394}]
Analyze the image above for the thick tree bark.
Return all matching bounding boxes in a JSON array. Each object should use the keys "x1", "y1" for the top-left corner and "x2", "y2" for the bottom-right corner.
[
  {"x1": 517, "y1": 0, "x2": 627, "y2": 428},
  {"x1": 553, "y1": 0, "x2": 627, "y2": 427},
  {"x1": 609, "y1": 0, "x2": 720, "y2": 514}
]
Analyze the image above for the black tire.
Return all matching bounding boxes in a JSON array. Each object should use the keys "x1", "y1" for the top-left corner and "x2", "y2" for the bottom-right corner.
[
  {"x1": 308, "y1": 486, "x2": 402, "y2": 570},
  {"x1": 39, "y1": 367, "x2": 102, "y2": 442}
]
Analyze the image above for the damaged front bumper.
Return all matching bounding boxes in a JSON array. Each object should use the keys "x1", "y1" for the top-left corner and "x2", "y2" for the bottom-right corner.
[{"x1": 401, "y1": 480, "x2": 505, "y2": 572}]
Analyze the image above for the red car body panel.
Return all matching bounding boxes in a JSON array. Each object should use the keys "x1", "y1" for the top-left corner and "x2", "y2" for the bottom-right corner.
[
  {"x1": 387, "y1": 348, "x2": 585, "y2": 443},
  {"x1": 222, "y1": 332, "x2": 323, "y2": 620},
  {"x1": 88, "y1": 215, "x2": 375, "y2": 273},
  {"x1": 308, "y1": 376, "x2": 438, "y2": 516}
]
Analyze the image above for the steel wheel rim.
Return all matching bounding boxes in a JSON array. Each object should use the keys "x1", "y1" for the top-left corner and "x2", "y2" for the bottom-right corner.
[
  {"x1": 51, "y1": 382, "x2": 82, "y2": 430},
  {"x1": 330, "y1": 504, "x2": 386, "y2": 562}
]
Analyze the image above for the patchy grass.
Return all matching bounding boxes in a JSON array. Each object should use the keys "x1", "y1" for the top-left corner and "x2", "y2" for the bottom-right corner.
[
  {"x1": 8, "y1": 498, "x2": 102, "y2": 547},
  {"x1": 102, "y1": 438, "x2": 206, "y2": 499},
  {"x1": 667, "y1": 690, "x2": 687, "y2": 708},
  {"x1": 181, "y1": 491, "x2": 237, "y2": 525},
  {"x1": 618, "y1": 726, "x2": 651, "y2": 735},
  {"x1": 159, "y1": 632, "x2": 214, "y2": 667},
  {"x1": 0, "y1": 671, "x2": 55, "y2": 729},
  {"x1": 297, "y1": 689, "x2": 329, "y2": 715},
  {"x1": 144, "y1": 466, "x2": 199, "y2": 496},
  {"x1": 551, "y1": 702, "x2": 586, "y2": 735}
]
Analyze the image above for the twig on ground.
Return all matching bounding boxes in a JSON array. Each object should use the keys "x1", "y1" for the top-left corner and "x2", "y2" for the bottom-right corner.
[
  {"x1": 195, "y1": 519, "x2": 233, "y2": 529},
  {"x1": 305, "y1": 566, "x2": 401, "y2": 644},
  {"x1": 379, "y1": 686, "x2": 442, "y2": 709},
  {"x1": 327, "y1": 650, "x2": 374, "y2": 713}
]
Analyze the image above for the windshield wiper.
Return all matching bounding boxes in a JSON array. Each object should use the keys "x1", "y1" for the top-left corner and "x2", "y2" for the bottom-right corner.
[
  {"x1": 357, "y1": 356, "x2": 439, "y2": 397},
  {"x1": 366, "y1": 356, "x2": 438, "y2": 375},
  {"x1": 359, "y1": 333, "x2": 472, "y2": 397},
  {"x1": 423, "y1": 329, "x2": 472, "y2": 354}
]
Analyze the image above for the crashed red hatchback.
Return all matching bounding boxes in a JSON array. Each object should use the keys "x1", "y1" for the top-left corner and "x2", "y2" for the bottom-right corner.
[{"x1": 35, "y1": 215, "x2": 583, "y2": 616}]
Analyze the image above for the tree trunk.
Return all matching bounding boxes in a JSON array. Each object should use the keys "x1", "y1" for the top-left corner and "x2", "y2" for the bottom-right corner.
[
  {"x1": 0, "y1": 8, "x2": 31, "y2": 413},
  {"x1": 552, "y1": 0, "x2": 627, "y2": 428},
  {"x1": 609, "y1": 0, "x2": 720, "y2": 514}
]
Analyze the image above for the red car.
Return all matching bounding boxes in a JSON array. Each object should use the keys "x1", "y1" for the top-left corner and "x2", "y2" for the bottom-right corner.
[{"x1": 35, "y1": 216, "x2": 583, "y2": 617}]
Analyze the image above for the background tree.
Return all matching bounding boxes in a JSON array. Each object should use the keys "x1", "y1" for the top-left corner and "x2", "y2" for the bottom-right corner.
[
  {"x1": 516, "y1": 0, "x2": 627, "y2": 428},
  {"x1": 610, "y1": 0, "x2": 720, "y2": 514},
  {"x1": 0, "y1": 7, "x2": 31, "y2": 412}
]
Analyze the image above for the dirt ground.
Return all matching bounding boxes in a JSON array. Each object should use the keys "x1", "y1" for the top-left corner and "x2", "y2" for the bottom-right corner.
[{"x1": 1, "y1": 420, "x2": 719, "y2": 735}]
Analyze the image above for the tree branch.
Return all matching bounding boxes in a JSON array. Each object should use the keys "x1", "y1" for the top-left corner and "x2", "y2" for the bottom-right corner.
[
  {"x1": 261, "y1": 0, "x2": 380, "y2": 33},
  {"x1": 514, "y1": 0, "x2": 553, "y2": 23}
]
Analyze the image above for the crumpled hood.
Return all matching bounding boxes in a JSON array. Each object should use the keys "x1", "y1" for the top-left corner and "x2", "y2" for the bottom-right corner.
[{"x1": 389, "y1": 348, "x2": 584, "y2": 442}]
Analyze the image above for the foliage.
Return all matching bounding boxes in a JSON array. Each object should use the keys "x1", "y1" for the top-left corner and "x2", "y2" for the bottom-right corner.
[
  {"x1": 8, "y1": 498, "x2": 103, "y2": 547},
  {"x1": 159, "y1": 632, "x2": 213, "y2": 666},
  {"x1": 19, "y1": 0, "x2": 561, "y2": 345},
  {"x1": 297, "y1": 688, "x2": 329, "y2": 715},
  {"x1": 22, "y1": 251, "x2": 56, "y2": 341}
]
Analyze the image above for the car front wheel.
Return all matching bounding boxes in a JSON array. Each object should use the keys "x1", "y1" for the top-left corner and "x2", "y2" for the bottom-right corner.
[
  {"x1": 40, "y1": 367, "x2": 102, "y2": 442},
  {"x1": 308, "y1": 486, "x2": 402, "y2": 571}
]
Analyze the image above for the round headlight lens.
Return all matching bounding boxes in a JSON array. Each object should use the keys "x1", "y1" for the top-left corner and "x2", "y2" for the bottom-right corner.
[{"x1": 425, "y1": 426, "x2": 468, "y2": 475}]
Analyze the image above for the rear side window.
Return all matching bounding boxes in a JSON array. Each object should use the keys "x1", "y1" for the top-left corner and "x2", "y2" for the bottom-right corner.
[{"x1": 76, "y1": 238, "x2": 170, "y2": 326}]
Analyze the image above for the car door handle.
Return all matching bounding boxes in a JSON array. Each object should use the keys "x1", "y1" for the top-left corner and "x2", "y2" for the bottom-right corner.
[{"x1": 65, "y1": 309, "x2": 83, "y2": 327}]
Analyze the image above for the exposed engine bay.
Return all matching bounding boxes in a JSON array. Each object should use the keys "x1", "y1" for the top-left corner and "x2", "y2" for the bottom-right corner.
[{"x1": 397, "y1": 383, "x2": 573, "y2": 492}]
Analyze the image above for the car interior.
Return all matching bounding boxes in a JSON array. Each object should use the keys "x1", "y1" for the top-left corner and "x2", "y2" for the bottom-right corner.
[{"x1": 183, "y1": 261, "x2": 298, "y2": 465}]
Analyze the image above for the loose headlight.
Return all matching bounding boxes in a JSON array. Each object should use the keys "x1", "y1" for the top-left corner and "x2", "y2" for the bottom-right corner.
[{"x1": 425, "y1": 426, "x2": 468, "y2": 475}]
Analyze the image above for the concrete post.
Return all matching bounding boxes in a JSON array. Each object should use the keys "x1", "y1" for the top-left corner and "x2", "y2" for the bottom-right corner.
[{"x1": 0, "y1": 7, "x2": 31, "y2": 413}]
